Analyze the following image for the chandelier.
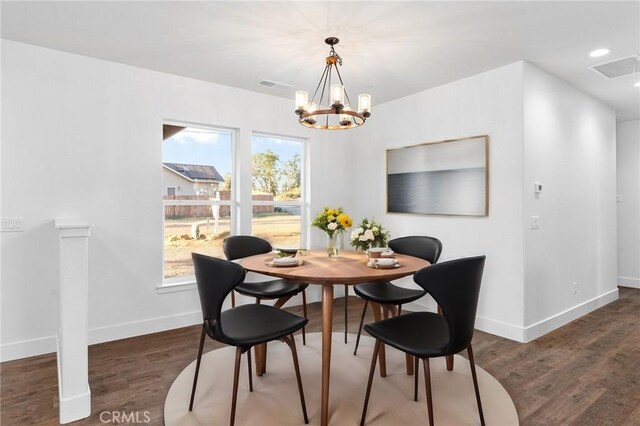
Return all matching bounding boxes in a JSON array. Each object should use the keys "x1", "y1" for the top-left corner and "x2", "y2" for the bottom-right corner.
[{"x1": 294, "y1": 37, "x2": 371, "y2": 130}]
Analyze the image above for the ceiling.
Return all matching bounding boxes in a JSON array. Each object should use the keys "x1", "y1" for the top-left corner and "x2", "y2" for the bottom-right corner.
[{"x1": 2, "y1": 1, "x2": 639, "y2": 121}]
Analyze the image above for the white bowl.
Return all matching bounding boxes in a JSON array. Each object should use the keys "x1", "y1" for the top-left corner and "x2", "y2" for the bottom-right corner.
[{"x1": 376, "y1": 258, "x2": 396, "y2": 266}]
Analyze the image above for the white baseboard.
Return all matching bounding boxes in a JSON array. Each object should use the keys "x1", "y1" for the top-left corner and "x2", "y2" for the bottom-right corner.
[
  {"x1": 407, "y1": 289, "x2": 620, "y2": 344},
  {"x1": 88, "y1": 310, "x2": 202, "y2": 345},
  {"x1": 618, "y1": 276, "x2": 640, "y2": 288},
  {"x1": 1, "y1": 311, "x2": 203, "y2": 362},
  {"x1": 0, "y1": 335, "x2": 58, "y2": 362},
  {"x1": 522, "y1": 288, "x2": 619, "y2": 342},
  {"x1": 475, "y1": 316, "x2": 526, "y2": 342},
  {"x1": 1, "y1": 288, "x2": 621, "y2": 361}
]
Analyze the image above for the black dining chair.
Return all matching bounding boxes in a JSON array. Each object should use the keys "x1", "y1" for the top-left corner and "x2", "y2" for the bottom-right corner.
[
  {"x1": 353, "y1": 236, "x2": 443, "y2": 355},
  {"x1": 189, "y1": 253, "x2": 309, "y2": 426},
  {"x1": 223, "y1": 235, "x2": 309, "y2": 345},
  {"x1": 359, "y1": 255, "x2": 486, "y2": 426}
]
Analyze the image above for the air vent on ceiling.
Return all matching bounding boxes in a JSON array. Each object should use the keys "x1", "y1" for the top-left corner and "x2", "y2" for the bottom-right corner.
[
  {"x1": 590, "y1": 55, "x2": 640, "y2": 80},
  {"x1": 259, "y1": 79, "x2": 292, "y2": 89}
]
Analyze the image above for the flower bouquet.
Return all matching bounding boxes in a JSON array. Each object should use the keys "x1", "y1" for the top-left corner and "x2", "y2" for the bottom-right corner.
[
  {"x1": 312, "y1": 207, "x2": 352, "y2": 257},
  {"x1": 350, "y1": 218, "x2": 390, "y2": 251}
]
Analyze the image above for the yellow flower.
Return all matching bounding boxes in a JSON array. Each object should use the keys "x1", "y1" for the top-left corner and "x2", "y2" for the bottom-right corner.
[
  {"x1": 326, "y1": 209, "x2": 335, "y2": 216},
  {"x1": 338, "y1": 213, "x2": 352, "y2": 228},
  {"x1": 327, "y1": 215, "x2": 336, "y2": 221}
]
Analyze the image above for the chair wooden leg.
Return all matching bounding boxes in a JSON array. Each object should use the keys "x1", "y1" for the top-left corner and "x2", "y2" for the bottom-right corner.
[
  {"x1": 231, "y1": 290, "x2": 236, "y2": 308},
  {"x1": 188, "y1": 324, "x2": 206, "y2": 411},
  {"x1": 422, "y1": 358, "x2": 434, "y2": 426},
  {"x1": 414, "y1": 356, "x2": 419, "y2": 401},
  {"x1": 467, "y1": 345, "x2": 485, "y2": 426},
  {"x1": 229, "y1": 347, "x2": 242, "y2": 426},
  {"x1": 353, "y1": 300, "x2": 368, "y2": 356},
  {"x1": 282, "y1": 334, "x2": 309, "y2": 424},
  {"x1": 437, "y1": 304, "x2": 454, "y2": 371},
  {"x1": 254, "y1": 299, "x2": 268, "y2": 374},
  {"x1": 360, "y1": 340, "x2": 381, "y2": 426},
  {"x1": 302, "y1": 290, "x2": 307, "y2": 345},
  {"x1": 398, "y1": 304, "x2": 402, "y2": 316},
  {"x1": 247, "y1": 347, "x2": 253, "y2": 392},
  {"x1": 344, "y1": 284, "x2": 349, "y2": 344}
]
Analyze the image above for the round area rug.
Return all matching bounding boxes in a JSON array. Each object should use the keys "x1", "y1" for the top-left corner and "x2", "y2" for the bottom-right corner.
[{"x1": 165, "y1": 333, "x2": 518, "y2": 425}]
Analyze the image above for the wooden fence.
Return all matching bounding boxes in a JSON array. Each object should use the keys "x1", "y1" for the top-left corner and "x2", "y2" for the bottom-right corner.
[{"x1": 164, "y1": 192, "x2": 274, "y2": 218}]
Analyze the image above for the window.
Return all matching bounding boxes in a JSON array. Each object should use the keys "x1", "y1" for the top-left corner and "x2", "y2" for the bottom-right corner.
[
  {"x1": 251, "y1": 134, "x2": 305, "y2": 249},
  {"x1": 162, "y1": 125, "x2": 234, "y2": 282}
]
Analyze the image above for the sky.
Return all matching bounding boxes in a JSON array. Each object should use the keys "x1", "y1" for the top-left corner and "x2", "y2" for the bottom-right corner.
[{"x1": 163, "y1": 128, "x2": 301, "y2": 177}]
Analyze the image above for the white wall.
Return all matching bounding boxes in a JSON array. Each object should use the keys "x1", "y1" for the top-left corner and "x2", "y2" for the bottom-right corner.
[
  {"x1": 349, "y1": 61, "x2": 619, "y2": 343},
  {"x1": 348, "y1": 62, "x2": 527, "y2": 340},
  {"x1": 0, "y1": 40, "x2": 622, "y2": 359},
  {"x1": 616, "y1": 120, "x2": 640, "y2": 288},
  {"x1": 0, "y1": 40, "x2": 351, "y2": 361},
  {"x1": 522, "y1": 62, "x2": 618, "y2": 339}
]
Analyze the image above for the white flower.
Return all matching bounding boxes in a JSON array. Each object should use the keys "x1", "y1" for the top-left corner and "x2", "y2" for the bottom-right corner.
[
  {"x1": 372, "y1": 227, "x2": 379, "y2": 233},
  {"x1": 359, "y1": 235, "x2": 368, "y2": 241},
  {"x1": 327, "y1": 222, "x2": 338, "y2": 231},
  {"x1": 350, "y1": 230, "x2": 359, "y2": 240},
  {"x1": 364, "y1": 229, "x2": 374, "y2": 240},
  {"x1": 365, "y1": 223, "x2": 371, "y2": 228},
  {"x1": 355, "y1": 227, "x2": 364, "y2": 235}
]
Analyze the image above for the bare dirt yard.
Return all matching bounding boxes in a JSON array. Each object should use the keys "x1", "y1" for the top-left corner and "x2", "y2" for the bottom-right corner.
[{"x1": 164, "y1": 214, "x2": 301, "y2": 278}]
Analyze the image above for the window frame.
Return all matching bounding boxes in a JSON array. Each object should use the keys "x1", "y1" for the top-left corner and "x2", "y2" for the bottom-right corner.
[
  {"x1": 159, "y1": 122, "x2": 237, "y2": 292},
  {"x1": 250, "y1": 132, "x2": 308, "y2": 249}
]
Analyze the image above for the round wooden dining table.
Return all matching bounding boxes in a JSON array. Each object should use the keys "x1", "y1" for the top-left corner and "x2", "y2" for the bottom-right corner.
[{"x1": 240, "y1": 249, "x2": 430, "y2": 426}]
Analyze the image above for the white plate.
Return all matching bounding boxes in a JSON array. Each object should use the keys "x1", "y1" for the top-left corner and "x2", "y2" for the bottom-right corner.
[
  {"x1": 367, "y1": 248, "x2": 388, "y2": 253},
  {"x1": 266, "y1": 259, "x2": 304, "y2": 268},
  {"x1": 272, "y1": 257, "x2": 299, "y2": 266}
]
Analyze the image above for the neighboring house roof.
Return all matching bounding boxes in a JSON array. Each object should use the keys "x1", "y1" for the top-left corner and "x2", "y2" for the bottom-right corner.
[{"x1": 163, "y1": 163, "x2": 224, "y2": 183}]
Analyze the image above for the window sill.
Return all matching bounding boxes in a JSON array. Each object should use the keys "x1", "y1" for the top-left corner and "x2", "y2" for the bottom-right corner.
[{"x1": 156, "y1": 280, "x2": 197, "y2": 294}]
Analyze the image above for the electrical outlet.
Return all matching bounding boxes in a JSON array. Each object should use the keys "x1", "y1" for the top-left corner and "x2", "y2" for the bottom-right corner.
[{"x1": 1, "y1": 217, "x2": 24, "y2": 232}]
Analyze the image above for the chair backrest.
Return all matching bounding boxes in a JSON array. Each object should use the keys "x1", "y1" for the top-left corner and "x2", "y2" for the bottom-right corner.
[
  {"x1": 223, "y1": 235, "x2": 272, "y2": 261},
  {"x1": 388, "y1": 236, "x2": 443, "y2": 264},
  {"x1": 192, "y1": 252, "x2": 246, "y2": 341},
  {"x1": 413, "y1": 255, "x2": 486, "y2": 354}
]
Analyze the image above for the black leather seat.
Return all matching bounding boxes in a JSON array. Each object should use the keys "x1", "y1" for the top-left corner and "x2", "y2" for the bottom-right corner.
[
  {"x1": 223, "y1": 235, "x2": 309, "y2": 344},
  {"x1": 190, "y1": 253, "x2": 309, "y2": 425},
  {"x1": 360, "y1": 256, "x2": 487, "y2": 426},
  {"x1": 353, "y1": 236, "x2": 442, "y2": 355}
]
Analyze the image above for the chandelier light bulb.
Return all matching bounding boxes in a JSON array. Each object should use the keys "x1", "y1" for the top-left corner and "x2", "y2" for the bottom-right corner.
[
  {"x1": 358, "y1": 94, "x2": 371, "y2": 116},
  {"x1": 330, "y1": 84, "x2": 345, "y2": 108},
  {"x1": 295, "y1": 91, "x2": 309, "y2": 112}
]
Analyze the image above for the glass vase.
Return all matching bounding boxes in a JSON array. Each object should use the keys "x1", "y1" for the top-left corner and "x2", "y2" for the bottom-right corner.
[{"x1": 326, "y1": 232, "x2": 341, "y2": 258}]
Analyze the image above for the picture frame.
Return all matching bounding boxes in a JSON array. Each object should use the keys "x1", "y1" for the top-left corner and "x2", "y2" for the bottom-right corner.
[{"x1": 386, "y1": 135, "x2": 489, "y2": 216}]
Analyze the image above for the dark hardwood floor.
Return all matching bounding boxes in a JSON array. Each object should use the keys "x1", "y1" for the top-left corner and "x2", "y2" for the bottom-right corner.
[{"x1": 1, "y1": 287, "x2": 639, "y2": 425}]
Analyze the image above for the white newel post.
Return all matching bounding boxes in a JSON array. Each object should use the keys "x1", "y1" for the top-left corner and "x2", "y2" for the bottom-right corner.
[{"x1": 55, "y1": 219, "x2": 93, "y2": 424}]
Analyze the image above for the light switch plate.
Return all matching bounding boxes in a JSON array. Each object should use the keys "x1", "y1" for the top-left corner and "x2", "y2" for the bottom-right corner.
[
  {"x1": 1, "y1": 217, "x2": 25, "y2": 232},
  {"x1": 530, "y1": 216, "x2": 540, "y2": 230}
]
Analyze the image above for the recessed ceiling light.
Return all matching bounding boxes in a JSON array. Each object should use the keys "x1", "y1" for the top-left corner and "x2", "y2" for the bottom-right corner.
[{"x1": 589, "y1": 48, "x2": 610, "y2": 58}]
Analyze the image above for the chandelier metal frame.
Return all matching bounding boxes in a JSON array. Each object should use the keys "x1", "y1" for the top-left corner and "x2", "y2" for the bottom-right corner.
[{"x1": 294, "y1": 37, "x2": 371, "y2": 130}]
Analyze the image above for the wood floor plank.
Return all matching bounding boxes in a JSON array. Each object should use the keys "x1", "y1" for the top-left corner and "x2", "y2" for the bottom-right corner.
[{"x1": 1, "y1": 287, "x2": 638, "y2": 425}]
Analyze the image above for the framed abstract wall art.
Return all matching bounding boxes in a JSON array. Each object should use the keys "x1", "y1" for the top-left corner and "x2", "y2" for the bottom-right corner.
[{"x1": 386, "y1": 135, "x2": 489, "y2": 216}]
